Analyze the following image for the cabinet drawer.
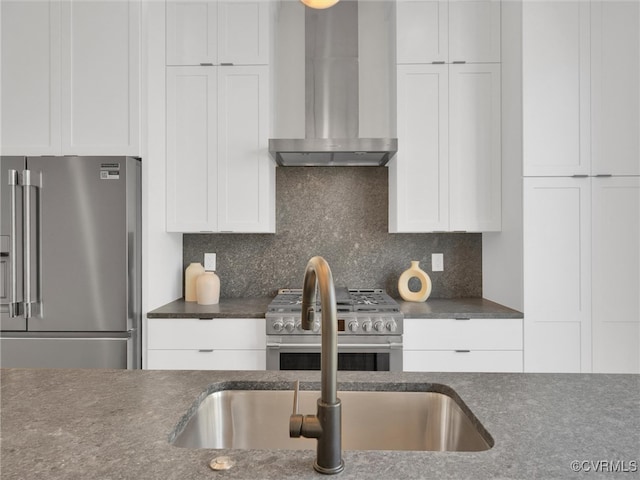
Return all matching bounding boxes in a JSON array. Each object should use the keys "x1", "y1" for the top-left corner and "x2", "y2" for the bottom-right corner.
[
  {"x1": 147, "y1": 349, "x2": 266, "y2": 370},
  {"x1": 403, "y1": 318, "x2": 523, "y2": 350},
  {"x1": 147, "y1": 318, "x2": 266, "y2": 350},
  {"x1": 403, "y1": 350, "x2": 523, "y2": 373}
]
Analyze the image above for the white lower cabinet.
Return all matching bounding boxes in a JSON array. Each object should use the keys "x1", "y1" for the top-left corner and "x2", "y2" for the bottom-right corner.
[
  {"x1": 146, "y1": 317, "x2": 266, "y2": 370},
  {"x1": 403, "y1": 318, "x2": 523, "y2": 372}
]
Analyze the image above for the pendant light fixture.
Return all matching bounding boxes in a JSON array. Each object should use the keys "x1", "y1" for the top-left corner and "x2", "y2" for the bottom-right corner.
[{"x1": 300, "y1": 0, "x2": 340, "y2": 9}]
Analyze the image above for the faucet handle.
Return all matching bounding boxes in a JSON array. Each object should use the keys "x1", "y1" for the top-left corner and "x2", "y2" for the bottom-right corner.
[{"x1": 290, "y1": 380, "x2": 303, "y2": 437}]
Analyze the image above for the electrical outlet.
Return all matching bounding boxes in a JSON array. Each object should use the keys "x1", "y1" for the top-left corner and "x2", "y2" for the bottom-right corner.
[
  {"x1": 204, "y1": 253, "x2": 217, "y2": 271},
  {"x1": 432, "y1": 253, "x2": 444, "y2": 272}
]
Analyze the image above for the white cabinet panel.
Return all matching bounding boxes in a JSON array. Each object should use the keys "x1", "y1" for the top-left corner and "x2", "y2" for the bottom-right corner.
[
  {"x1": 396, "y1": 0, "x2": 448, "y2": 64},
  {"x1": 60, "y1": 0, "x2": 139, "y2": 155},
  {"x1": 147, "y1": 349, "x2": 266, "y2": 370},
  {"x1": 166, "y1": 0, "x2": 269, "y2": 66},
  {"x1": 523, "y1": 177, "x2": 592, "y2": 372},
  {"x1": 404, "y1": 350, "x2": 522, "y2": 373},
  {"x1": 390, "y1": 65, "x2": 449, "y2": 232},
  {"x1": 523, "y1": 0, "x2": 591, "y2": 176},
  {"x1": 1, "y1": 0, "x2": 61, "y2": 155},
  {"x1": 449, "y1": 64, "x2": 501, "y2": 231},
  {"x1": 166, "y1": 67, "x2": 217, "y2": 232},
  {"x1": 590, "y1": 0, "x2": 640, "y2": 176},
  {"x1": 448, "y1": 0, "x2": 501, "y2": 63},
  {"x1": 404, "y1": 318, "x2": 522, "y2": 351},
  {"x1": 592, "y1": 177, "x2": 640, "y2": 373},
  {"x1": 166, "y1": 0, "x2": 217, "y2": 66},
  {"x1": 148, "y1": 318, "x2": 266, "y2": 350},
  {"x1": 217, "y1": 66, "x2": 274, "y2": 232}
]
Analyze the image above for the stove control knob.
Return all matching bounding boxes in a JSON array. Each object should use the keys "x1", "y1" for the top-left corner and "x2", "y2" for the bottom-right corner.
[
  {"x1": 272, "y1": 319, "x2": 284, "y2": 332},
  {"x1": 295, "y1": 321, "x2": 303, "y2": 332},
  {"x1": 348, "y1": 320, "x2": 359, "y2": 333},
  {"x1": 362, "y1": 319, "x2": 372, "y2": 332},
  {"x1": 284, "y1": 318, "x2": 295, "y2": 333},
  {"x1": 386, "y1": 319, "x2": 398, "y2": 332},
  {"x1": 374, "y1": 319, "x2": 385, "y2": 332},
  {"x1": 312, "y1": 321, "x2": 321, "y2": 333}
]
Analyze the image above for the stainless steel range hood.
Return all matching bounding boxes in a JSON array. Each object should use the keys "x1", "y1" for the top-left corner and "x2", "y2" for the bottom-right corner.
[{"x1": 269, "y1": 0, "x2": 397, "y2": 167}]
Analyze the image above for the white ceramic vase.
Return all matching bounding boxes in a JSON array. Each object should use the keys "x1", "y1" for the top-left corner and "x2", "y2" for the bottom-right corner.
[
  {"x1": 398, "y1": 260, "x2": 432, "y2": 302},
  {"x1": 184, "y1": 262, "x2": 205, "y2": 302},
  {"x1": 196, "y1": 271, "x2": 220, "y2": 305}
]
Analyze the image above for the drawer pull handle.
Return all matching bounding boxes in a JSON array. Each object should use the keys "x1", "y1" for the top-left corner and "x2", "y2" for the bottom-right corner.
[
  {"x1": 455, "y1": 317, "x2": 471, "y2": 321},
  {"x1": 199, "y1": 349, "x2": 214, "y2": 353},
  {"x1": 455, "y1": 350, "x2": 471, "y2": 353}
]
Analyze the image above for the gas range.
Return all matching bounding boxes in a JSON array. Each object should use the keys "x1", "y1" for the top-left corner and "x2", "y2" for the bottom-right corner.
[{"x1": 266, "y1": 287, "x2": 404, "y2": 336}]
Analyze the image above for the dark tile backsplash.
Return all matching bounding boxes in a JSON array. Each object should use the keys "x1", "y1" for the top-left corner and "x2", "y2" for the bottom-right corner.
[{"x1": 184, "y1": 167, "x2": 482, "y2": 298}]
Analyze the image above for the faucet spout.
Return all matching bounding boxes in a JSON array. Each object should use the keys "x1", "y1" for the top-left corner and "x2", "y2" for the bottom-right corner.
[{"x1": 290, "y1": 256, "x2": 344, "y2": 475}]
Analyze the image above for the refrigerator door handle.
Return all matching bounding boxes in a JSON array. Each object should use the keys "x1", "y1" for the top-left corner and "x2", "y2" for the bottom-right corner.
[
  {"x1": 7, "y1": 169, "x2": 21, "y2": 317},
  {"x1": 20, "y1": 169, "x2": 40, "y2": 319}
]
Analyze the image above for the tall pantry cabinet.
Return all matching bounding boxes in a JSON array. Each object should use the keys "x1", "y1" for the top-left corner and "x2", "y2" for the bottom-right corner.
[
  {"x1": 522, "y1": 0, "x2": 640, "y2": 373},
  {"x1": 165, "y1": 0, "x2": 275, "y2": 233}
]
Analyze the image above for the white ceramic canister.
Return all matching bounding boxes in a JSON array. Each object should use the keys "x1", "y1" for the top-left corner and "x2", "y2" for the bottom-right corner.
[
  {"x1": 398, "y1": 260, "x2": 432, "y2": 302},
  {"x1": 184, "y1": 262, "x2": 205, "y2": 302},
  {"x1": 196, "y1": 271, "x2": 221, "y2": 305}
]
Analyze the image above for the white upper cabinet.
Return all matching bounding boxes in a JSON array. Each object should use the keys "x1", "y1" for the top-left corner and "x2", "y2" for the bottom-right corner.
[
  {"x1": 390, "y1": 65, "x2": 449, "y2": 232},
  {"x1": 449, "y1": 64, "x2": 501, "y2": 231},
  {"x1": 448, "y1": 0, "x2": 501, "y2": 63},
  {"x1": 166, "y1": 0, "x2": 269, "y2": 66},
  {"x1": 590, "y1": 0, "x2": 640, "y2": 176},
  {"x1": 166, "y1": 65, "x2": 274, "y2": 233},
  {"x1": 396, "y1": 0, "x2": 448, "y2": 64},
  {"x1": 1, "y1": 0, "x2": 139, "y2": 156},
  {"x1": 217, "y1": 66, "x2": 274, "y2": 232},
  {"x1": 396, "y1": 0, "x2": 499, "y2": 64},
  {"x1": 1, "y1": 0, "x2": 61, "y2": 155},
  {"x1": 523, "y1": 0, "x2": 591, "y2": 177},
  {"x1": 61, "y1": 0, "x2": 139, "y2": 156}
]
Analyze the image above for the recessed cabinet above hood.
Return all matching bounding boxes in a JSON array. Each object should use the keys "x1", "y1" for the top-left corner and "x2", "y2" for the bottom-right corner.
[{"x1": 269, "y1": 0, "x2": 397, "y2": 167}]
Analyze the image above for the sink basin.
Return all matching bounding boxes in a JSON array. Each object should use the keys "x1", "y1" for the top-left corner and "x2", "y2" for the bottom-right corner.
[{"x1": 171, "y1": 385, "x2": 493, "y2": 452}]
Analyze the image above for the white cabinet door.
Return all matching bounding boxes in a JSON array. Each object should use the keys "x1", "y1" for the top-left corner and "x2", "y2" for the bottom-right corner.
[
  {"x1": 147, "y1": 349, "x2": 266, "y2": 370},
  {"x1": 1, "y1": 0, "x2": 61, "y2": 156},
  {"x1": 166, "y1": 0, "x2": 217, "y2": 66},
  {"x1": 590, "y1": 0, "x2": 640, "y2": 176},
  {"x1": 522, "y1": 0, "x2": 591, "y2": 176},
  {"x1": 166, "y1": 0, "x2": 269, "y2": 66},
  {"x1": 592, "y1": 177, "x2": 640, "y2": 373},
  {"x1": 448, "y1": 0, "x2": 500, "y2": 63},
  {"x1": 60, "y1": 0, "x2": 139, "y2": 155},
  {"x1": 523, "y1": 177, "x2": 592, "y2": 372},
  {"x1": 396, "y1": 0, "x2": 448, "y2": 64},
  {"x1": 390, "y1": 65, "x2": 449, "y2": 232},
  {"x1": 404, "y1": 350, "x2": 523, "y2": 373},
  {"x1": 217, "y1": 66, "x2": 274, "y2": 232},
  {"x1": 449, "y1": 63, "x2": 501, "y2": 231},
  {"x1": 166, "y1": 67, "x2": 218, "y2": 232},
  {"x1": 217, "y1": 1, "x2": 269, "y2": 65}
]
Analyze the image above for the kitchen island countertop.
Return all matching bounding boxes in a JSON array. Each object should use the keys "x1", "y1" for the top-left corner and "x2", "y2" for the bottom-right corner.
[
  {"x1": 1, "y1": 368, "x2": 637, "y2": 479},
  {"x1": 147, "y1": 297, "x2": 522, "y2": 319}
]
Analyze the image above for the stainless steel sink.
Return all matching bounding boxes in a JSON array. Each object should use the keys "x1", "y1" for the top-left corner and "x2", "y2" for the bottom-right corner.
[{"x1": 171, "y1": 387, "x2": 493, "y2": 452}]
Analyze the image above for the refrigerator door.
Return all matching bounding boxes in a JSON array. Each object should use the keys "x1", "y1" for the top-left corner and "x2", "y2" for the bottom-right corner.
[
  {"x1": 0, "y1": 156, "x2": 26, "y2": 330},
  {"x1": 25, "y1": 156, "x2": 137, "y2": 332},
  {"x1": 0, "y1": 333, "x2": 131, "y2": 368}
]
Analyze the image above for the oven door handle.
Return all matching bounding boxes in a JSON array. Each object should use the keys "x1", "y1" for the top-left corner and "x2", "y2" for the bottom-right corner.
[{"x1": 267, "y1": 342, "x2": 403, "y2": 350}]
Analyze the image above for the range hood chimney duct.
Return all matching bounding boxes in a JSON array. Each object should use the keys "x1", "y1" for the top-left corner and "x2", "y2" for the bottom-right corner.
[{"x1": 269, "y1": 0, "x2": 397, "y2": 167}]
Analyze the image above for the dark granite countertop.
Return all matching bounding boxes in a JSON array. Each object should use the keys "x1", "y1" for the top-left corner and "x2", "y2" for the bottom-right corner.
[
  {"x1": 147, "y1": 297, "x2": 523, "y2": 320},
  {"x1": 1, "y1": 369, "x2": 637, "y2": 479}
]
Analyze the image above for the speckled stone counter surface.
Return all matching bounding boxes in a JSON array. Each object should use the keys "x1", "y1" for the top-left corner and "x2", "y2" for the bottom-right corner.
[
  {"x1": 399, "y1": 298, "x2": 523, "y2": 319},
  {"x1": 147, "y1": 297, "x2": 273, "y2": 318},
  {"x1": 147, "y1": 297, "x2": 522, "y2": 320},
  {"x1": 2, "y1": 369, "x2": 638, "y2": 479}
]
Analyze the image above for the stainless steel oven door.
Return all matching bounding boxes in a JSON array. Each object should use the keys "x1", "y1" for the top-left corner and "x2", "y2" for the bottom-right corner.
[{"x1": 266, "y1": 335, "x2": 403, "y2": 372}]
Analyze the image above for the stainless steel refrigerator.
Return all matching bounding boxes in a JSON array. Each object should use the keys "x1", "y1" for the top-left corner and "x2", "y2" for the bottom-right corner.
[{"x1": 1, "y1": 156, "x2": 141, "y2": 368}]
